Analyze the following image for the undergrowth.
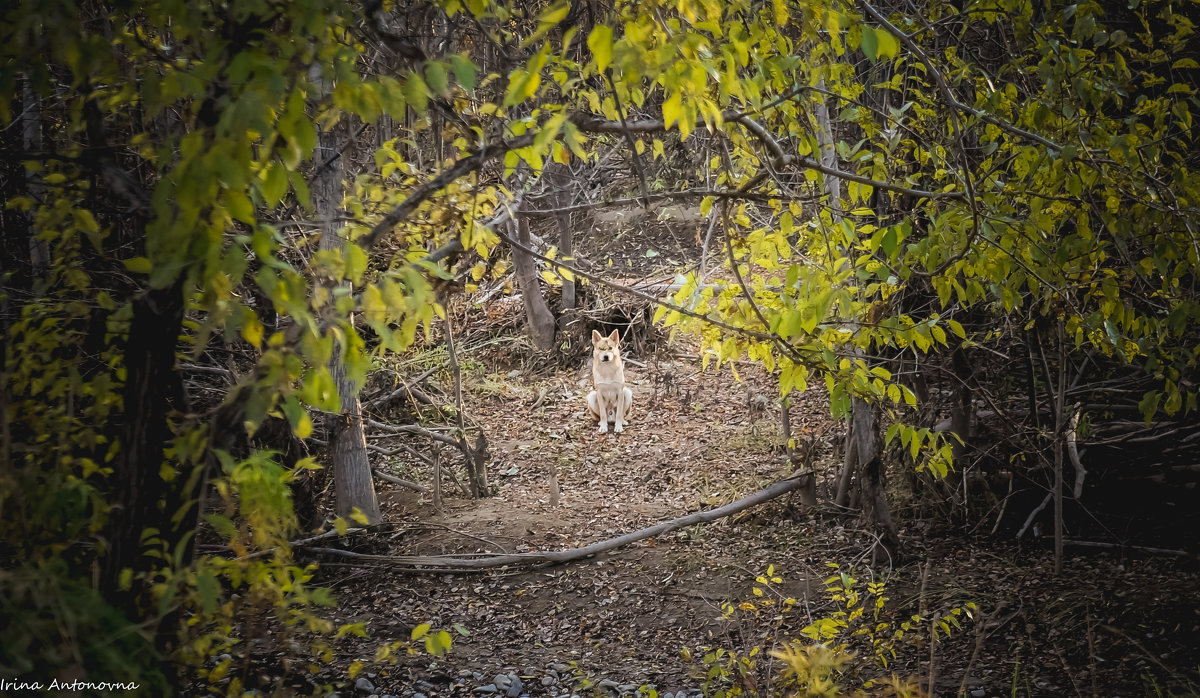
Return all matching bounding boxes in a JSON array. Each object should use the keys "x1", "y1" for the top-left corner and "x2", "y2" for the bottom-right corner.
[{"x1": 684, "y1": 564, "x2": 976, "y2": 697}]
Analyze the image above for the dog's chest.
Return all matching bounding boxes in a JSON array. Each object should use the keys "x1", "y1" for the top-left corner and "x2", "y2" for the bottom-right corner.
[{"x1": 592, "y1": 361, "x2": 625, "y2": 393}]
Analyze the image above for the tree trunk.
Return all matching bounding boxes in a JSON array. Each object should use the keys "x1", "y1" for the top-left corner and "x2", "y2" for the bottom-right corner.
[
  {"x1": 815, "y1": 78, "x2": 900, "y2": 560},
  {"x1": 547, "y1": 163, "x2": 576, "y2": 315},
  {"x1": 946, "y1": 345, "x2": 972, "y2": 501},
  {"x1": 102, "y1": 281, "x2": 188, "y2": 600},
  {"x1": 509, "y1": 214, "x2": 557, "y2": 351},
  {"x1": 314, "y1": 124, "x2": 382, "y2": 524}
]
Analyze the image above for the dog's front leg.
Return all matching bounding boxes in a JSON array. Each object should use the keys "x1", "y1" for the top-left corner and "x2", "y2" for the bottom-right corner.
[
  {"x1": 594, "y1": 391, "x2": 609, "y2": 433},
  {"x1": 613, "y1": 389, "x2": 626, "y2": 433}
]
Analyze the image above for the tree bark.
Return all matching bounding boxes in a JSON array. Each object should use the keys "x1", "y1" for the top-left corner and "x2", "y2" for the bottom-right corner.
[
  {"x1": 314, "y1": 124, "x2": 382, "y2": 524},
  {"x1": 509, "y1": 213, "x2": 557, "y2": 351}
]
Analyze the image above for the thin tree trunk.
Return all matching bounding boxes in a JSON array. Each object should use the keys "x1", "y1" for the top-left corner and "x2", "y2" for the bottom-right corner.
[
  {"x1": 315, "y1": 124, "x2": 382, "y2": 524},
  {"x1": 22, "y1": 74, "x2": 49, "y2": 273},
  {"x1": 445, "y1": 306, "x2": 487, "y2": 497},
  {"x1": 1053, "y1": 321, "x2": 1066, "y2": 575},
  {"x1": 509, "y1": 214, "x2": 557, "y2": 351},
  {"x1": 946, "y1": 345, "x2": 972, "y2": 502},
  {"x1": 814, "y1": 78, "x2": 900, "y2": 560},
  {"x1": 549, "y1": 164, "x2": 576, "y2": 314}
]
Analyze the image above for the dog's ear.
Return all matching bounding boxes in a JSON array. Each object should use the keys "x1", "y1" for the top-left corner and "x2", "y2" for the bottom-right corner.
[
  {"x1": 607, "y1": 329, "x2": 620, "y2": 344},
  {"x1": 592, "y1": 329, "x2": 603, "y2": 344}
]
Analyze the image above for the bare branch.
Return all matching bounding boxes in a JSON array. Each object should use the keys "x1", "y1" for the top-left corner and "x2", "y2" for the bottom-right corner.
[{"x1": 298, "y1": 474, "x2": 813, "y2": 572}]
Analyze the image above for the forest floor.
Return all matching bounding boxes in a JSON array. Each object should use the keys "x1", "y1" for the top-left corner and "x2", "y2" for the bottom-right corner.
[
  {"x1": 302, "y1": 339, "x2": 1200, "y2": 698},
  {"x1": 264, "y1": 207, "x2": 1200, "y2": 698}
]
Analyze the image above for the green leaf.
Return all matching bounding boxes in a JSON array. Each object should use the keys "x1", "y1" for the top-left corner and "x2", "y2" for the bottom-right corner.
[
  {"x1": 450, "y1": 54, "x2": 477, "y2": 92},
  {"x1": 196, "y1": 569, "x2": 220, "y2": 615},
  {"x1": 411, "y1": 623, "x2": 431, "y2": 641},
  {"x1": 226, "y1": 189, "x2": 255, "y2": 225},
  {"x1": 261, "y1": 163, "x2": 289, "y2": 206},
  {"x1": 405, "y1": 72, "x2": 429, "y2": 113},
  {"x1": 425, "y1": 61, "x2": 449, "y2": 97},
  {"x1": 861, "y1": 27, "x2": 879, "y2": 60}
]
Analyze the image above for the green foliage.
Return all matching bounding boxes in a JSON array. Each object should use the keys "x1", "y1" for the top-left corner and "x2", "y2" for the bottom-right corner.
[
  {"x1": 1, "y1": 0, "x2": 473, "y2": 688},
  {"x1": 689, "y1": 565, "x2": 974, "y2": 697},
  {"x1": 0, "y1": 560, "x2": 170, "y2": 691}
]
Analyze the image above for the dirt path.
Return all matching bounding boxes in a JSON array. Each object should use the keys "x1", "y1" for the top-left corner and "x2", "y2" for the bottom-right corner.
[{"x1": 310, "y1": 349, "x2": 1200, "y2": 698}]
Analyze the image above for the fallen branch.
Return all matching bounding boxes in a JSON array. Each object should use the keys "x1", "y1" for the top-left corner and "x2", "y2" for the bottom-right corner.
[
  {"x1": 1063, "y1": 539, "x2": 1196, "y2": 559},
  {"x1": 299, "y1": 473, "x2": 814, "y2": 573},
  {"x1": 373, "y1": 468, "x2": 430, "y2": 494},
  {"x1": 1016, "y1": 490, "x2": 1052, "y2": 538}
]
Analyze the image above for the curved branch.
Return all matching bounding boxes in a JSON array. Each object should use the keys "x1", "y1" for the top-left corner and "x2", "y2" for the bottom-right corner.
[{"x1": 300, "y1": 473, "x2": 813, "y2": 572}]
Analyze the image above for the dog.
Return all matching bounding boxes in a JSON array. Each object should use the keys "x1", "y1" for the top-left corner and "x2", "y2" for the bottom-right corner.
[{"x1": 586, "y1": 329, "x2": 633, "y2": 434}]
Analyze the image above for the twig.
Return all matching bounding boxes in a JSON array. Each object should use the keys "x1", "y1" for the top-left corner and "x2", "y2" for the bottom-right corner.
[
  {"x1": 496, "y1": 228, "x2": 815, "y2": 365},
  {"x1": 1067, "y1": 404, "x2": 1085, "y2": 499},
  {"x1": 1062, "y1": 539, "x2": 1196, "y2": 558},
  {"x1": 522, "y1": 189, "x2": 807, "y2": 218},
  {"x1": 605, "y1": 70, "x2": 651, "y2": 212},
  {"x1": 365, "y1": 440, "x2": 434, "y2": 467},
  {"x1": 372, "y1": 468, "x2": 429, "y2": 494},
  {"x1": 1016, "y1": 491, "x2": 1052, "y2": 538}
]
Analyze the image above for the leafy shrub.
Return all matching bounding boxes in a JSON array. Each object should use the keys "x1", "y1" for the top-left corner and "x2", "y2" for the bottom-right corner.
[{"x1": 687, "y1": 565, "x2": 975, "y2": 697}]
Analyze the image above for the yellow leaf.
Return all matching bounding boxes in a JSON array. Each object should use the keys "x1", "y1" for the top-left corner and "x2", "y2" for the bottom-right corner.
[
  {"x1": 588, "y1": 25, "x2": 613, "y2": 73},
  {"x1": 123, "y1": 257, "x2": 152, "y2": 273}
]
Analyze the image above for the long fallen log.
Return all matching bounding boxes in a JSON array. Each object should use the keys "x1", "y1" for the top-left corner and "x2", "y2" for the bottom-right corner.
[{"x1": 299, "y1": 472, "x2": 813, "y2": 573}]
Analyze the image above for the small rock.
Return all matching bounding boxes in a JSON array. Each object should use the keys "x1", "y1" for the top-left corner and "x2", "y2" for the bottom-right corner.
[
  {"x1": 473, "y1": 673, "x2": 485, "y2": 682},
  {"x1": 551, "y1": 663, "x2": 570, "y2": 672},
  {"x1": 355, "y1": 678, "x2": 376, "y2": 694},
  {"x1": 970, "y1": 691, "x2": 986, "y2": 698},
  {"x1": 506, "y1": 675, "x2": 524, "y2": 697},
  {"x1": 541, "y1": 676, "x2": 556, "y2": 687},
  {"x1": 474, "y1": 686, "x2": 497, "y2": 695},
  {"x1": 618, "y1": 686, "x2": 637, "y2": 695},
  {"x1": 413, "y1": 694, "x2": 427, "y2": 698},
  {"x1": 458, "y1": 670, "x2": 474, "y2": 678},
  {"x1": 414, "y1": 681, "x2": 435, "y2": 692},
  {"x1": 522, "y1": 667, "x2": 536, "y2": 677},
  {"x1": 494, "y1": 674, "x2": 512, "y2": 689}
]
